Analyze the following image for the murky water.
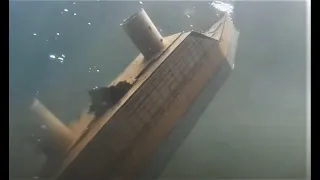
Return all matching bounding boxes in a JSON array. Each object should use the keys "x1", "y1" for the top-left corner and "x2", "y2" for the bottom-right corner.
[{"x1": 9, "y1": 1, "x2": 307, "y2": 179}]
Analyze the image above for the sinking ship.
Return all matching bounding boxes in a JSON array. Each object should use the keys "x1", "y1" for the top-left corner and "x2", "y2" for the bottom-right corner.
[{"x1": 29, "y1": 9, "x2": 239, "y2": 180}]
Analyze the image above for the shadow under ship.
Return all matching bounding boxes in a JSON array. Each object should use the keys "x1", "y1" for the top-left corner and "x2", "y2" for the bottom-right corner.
[{"x1": 30, "y1": 9, "x2": 239, "y2": 180}]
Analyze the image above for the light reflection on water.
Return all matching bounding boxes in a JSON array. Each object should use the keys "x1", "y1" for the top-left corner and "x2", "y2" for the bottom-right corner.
[
  {"x1": 210, "y1": 0, "x2": 234, "y2": 14},
  {"x1": 49, "y1": 55, "x2": 55, "y2": 59}
]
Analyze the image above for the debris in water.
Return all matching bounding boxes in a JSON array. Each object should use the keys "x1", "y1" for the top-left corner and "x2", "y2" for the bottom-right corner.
[
  {"x1": 33, "y1": 33, "x2": 37, "y2": 36},
  {"x1": 64, "y1": 9, "x2": 69, "y2": 12},
  {"x1": 139, "y1": 1, "x2": 143, "y2": 4},
  {"x1": 56, "y1": 32, "x2": 60, "y2": 36}
]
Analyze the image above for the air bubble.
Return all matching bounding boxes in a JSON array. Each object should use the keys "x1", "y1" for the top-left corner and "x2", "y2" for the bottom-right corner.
[{"x1": 49, "y1": 55, "x2": 56, "y2": 59}]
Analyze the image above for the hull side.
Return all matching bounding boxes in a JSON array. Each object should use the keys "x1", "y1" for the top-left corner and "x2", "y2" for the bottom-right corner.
[
  {"x1": 141, "y1": 58, "x2": 232, "y2": 180},
  {"x1": 107, "y1": 33, "x2": 231, "y2": 180}
]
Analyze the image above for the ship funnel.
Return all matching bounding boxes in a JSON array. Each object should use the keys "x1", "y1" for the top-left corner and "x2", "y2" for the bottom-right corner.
[
  {"x1": 30, "y1": 98, "x2": 74, "y2": 151},
  {"x1": 121, "y1": 9, "x2": 165, "y2": 59}
]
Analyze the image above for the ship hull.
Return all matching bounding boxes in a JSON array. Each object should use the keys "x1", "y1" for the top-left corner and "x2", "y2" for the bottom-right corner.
[
  {"x1": 141, "y1": 59, "x2": 232, "y2": 180},
  {"x1": 106, "y1": 33, "x2": 232, "y2": 180},
  {"x1": 56, "y1": 13, "x2": 239, "y2": 180}
]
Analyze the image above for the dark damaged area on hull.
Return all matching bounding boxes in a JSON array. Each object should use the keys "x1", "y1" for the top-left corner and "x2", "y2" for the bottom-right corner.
[{"x1": 88, "y1": 81, "x2": 133, "y2": 118}]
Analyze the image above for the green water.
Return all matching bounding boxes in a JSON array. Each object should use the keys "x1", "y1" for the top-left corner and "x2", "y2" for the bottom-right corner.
[{"x1": 9, "y1": 1, "x2": 308, "y2": 179}]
